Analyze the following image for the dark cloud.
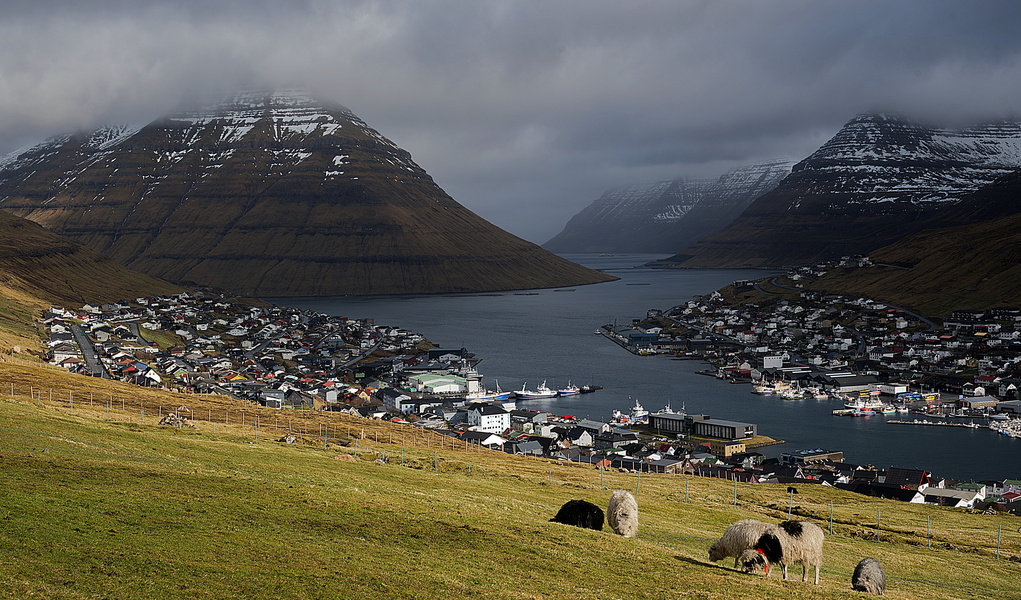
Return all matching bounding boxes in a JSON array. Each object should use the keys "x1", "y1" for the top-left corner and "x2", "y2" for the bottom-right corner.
[{"x1": 2, "y1": 1, "x2": 1021, "y2": 242}]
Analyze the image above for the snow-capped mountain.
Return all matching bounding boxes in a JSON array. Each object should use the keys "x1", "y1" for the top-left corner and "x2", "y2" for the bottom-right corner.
[
  {"x1": 543, "y1": 160, "x2": 792, "y2": 253},
  {"x1": 0, "y1": 90, "x2": 615, "y2": 296},
  {"x1": 673, "y1": 113, "x2": 1021, "y2": 268}
]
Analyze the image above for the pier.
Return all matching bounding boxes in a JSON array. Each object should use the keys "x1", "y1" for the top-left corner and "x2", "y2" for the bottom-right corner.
[{"x1": 888, "y1": 419, "x2": 987, "y2": 430}]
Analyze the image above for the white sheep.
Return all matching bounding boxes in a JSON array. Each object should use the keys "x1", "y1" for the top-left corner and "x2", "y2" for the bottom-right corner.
[
  {"x1": 708, "y1": 519, "x2": 773, "y2": 568},
  {"x1": 852, "y1": 557, "x2": 886, "y2": 595},
  {"x1": 739, "y1": 520, "x2": 825, "y2": 584},
  {"x1": 606, "y1": 490, "x2": 638, "y2": 537}
]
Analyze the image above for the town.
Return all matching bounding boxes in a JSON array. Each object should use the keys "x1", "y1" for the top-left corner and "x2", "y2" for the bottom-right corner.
[{"x1": 36, "y1": 260, "x2": 1021, "y2": 516}]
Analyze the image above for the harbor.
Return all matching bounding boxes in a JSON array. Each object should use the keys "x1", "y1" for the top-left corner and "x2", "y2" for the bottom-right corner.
[{"x1": 280, "y1": 253, "x2": 1021, "y2": 482}]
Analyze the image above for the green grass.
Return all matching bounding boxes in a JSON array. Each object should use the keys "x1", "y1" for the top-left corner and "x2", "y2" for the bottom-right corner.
[{"x1": 1, "y1": 396, "x2": 1019, "y2": 599}]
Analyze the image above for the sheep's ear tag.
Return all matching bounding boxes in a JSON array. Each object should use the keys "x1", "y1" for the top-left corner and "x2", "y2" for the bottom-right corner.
[{"x1": 756, "y1": 548, "x2": 768, "y2": 574}]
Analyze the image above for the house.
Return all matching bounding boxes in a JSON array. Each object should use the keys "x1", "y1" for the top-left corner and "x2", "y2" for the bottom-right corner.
[
  {"x1": 467, "y1": 403, "x2": 510, "y2": 434},
  {"x1": 884, "y1": 467, "x2": 930, "y2": 491},
  {"x1": 918, "y1": 487, "x2": 982, "y2": 509},
  {"x1": 261, "y1": 388, "x2": 286, "y2": 409},
  {"x1": 505, "y1": 440, "x2": 544, "y2": 456},
  {"x1": 460, "y1": 430, "x2": 506, "y2": 449},
  {"x1": 379, "y1": 388, "x2": 415, "y2": 414},
  {"x1": 594, "y1": 431, "x2": 639, "y2": 450}
]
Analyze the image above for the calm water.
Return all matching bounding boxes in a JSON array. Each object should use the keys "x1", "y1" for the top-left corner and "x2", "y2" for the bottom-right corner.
[{"x1": 270, "y1": 253, "x2": 1021, "y2": 482}]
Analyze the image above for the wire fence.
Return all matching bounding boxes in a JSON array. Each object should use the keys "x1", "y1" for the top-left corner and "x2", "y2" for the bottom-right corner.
[{"x1": 3, "y1": 378, "x2": 1019, "y2": 562}]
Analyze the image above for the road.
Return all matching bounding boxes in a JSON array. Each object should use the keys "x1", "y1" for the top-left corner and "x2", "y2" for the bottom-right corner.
[{"x1": 69, "y1": 324, "x2": 109, "y2": 378}]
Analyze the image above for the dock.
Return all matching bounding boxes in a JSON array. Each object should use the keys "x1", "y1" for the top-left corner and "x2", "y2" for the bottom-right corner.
[{"x1": 887, "y1": 419, "x2": 987, "y2": 429}]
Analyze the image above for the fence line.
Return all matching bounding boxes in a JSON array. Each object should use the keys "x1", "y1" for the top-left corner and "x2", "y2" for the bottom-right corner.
[{"x1": 2, "y1": 378, "x2": 1018, "y2": 558}]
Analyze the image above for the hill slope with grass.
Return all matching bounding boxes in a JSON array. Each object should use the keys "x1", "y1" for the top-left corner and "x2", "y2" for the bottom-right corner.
[
  {"x1": 0, "y1": 210, "x2": 180, "y2": 353},
  {"x1": 808, "y1": 170, "x2": 1021, "y2": 315},
  {"x1": 0, "y1": 377, "x2": 1017, "y2": 600}
]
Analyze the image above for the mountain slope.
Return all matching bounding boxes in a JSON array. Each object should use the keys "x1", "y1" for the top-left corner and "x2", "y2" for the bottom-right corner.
[
  {"x1": 671, "y1": 114, "x2": 1021, "y2": 267},
  {"x1": 543, "y1": 160, "x2": 791, "y2": 253},
  {"x1": 0, "y1": 90, "x2": 615, "y2": 296},
  {"x1": 810, "y1": 169, "x2": 1021, "y2": 314},
  {"x1": 0, "y1": 209, "x2": 180, "y2": 309}
]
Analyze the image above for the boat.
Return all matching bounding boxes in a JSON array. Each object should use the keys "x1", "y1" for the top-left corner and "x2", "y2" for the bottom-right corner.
[
  {"x1": 880, "y1": 405, "x2": 896, "y2": 414},
  {"x1": 465, "y1": 379, "x2": 512, "y2": 401},
  {"x1": 628, "y1": 397, "x2": 649, "y2": 424},
  {"x1": 990, "y1": 413, "x2": 1010, "y2": 421},
  {"x1": 844, "y1": 396, "x2": 885, "y2": 411},
  {"x1": 579, "y1": 384, "x2": 602, "y2": 394},
  {"x1": 557, "y1": 382, "x2": 581, "y2": 396},
  {"x1": 513, "y1": 380, "x2": 557, "y2": 400}
]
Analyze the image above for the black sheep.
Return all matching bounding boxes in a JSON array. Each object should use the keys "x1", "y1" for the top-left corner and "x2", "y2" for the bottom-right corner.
[{"x1": 550, "y1": 499, "x2": 604, "y2": 531}]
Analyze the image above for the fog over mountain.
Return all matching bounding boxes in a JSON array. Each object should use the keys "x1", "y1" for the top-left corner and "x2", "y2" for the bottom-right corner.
[{"x1": 2, "y1": 1, "x2": 1021, "y2": 243}]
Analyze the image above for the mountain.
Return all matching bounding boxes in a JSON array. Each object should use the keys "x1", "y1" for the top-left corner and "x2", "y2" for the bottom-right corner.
[
  {"x1": 668, "y1": 113, "x2": 1021, "y2": 267},
  {"x1": 542, "y1": 160, "x2": 792, "y2": 253},
  {"x1": 0, "y1": 90, "x2": 615, "y2": 296},
  {"x1": 809, "y1": 168, "x2": 1021, "y2": 314},
  {"x1": 0, "y1": 209, "x2": 179, "y2": 308}
]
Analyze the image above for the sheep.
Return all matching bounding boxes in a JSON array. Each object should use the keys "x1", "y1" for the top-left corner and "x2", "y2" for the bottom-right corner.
[
  {"x1": 852, "y1": 557, "x2": 886, "y2": 595},
  {"x1": 739, "y1": 520, "x2": 825, "y2": 584},
  {"x1": 606, "y1": 490, "x2": 639, "y2": 537},
  {"x1": 550, "y1": 499, "x2": 604, "y2": 531},
  {"x1": 708, "y1": 519, "x2": 773, "y2": 568}
]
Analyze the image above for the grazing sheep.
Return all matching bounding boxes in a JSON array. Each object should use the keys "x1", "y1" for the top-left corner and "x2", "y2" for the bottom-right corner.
[
  {"x1": 606, "y1": 490, "x2": 639, "y2": 537},
  {"x1": 550, "y1": 499, "x2": 604, "y2": 531},
  {"x1": 739, "y1": 520, "x2": 825, "y2": 584},
  {"x1": 852, "y1": 557, "x2": 886, "y2": 595},
  {"x1": 708, "y1": 520, "x2": 773, "y2": 568}
]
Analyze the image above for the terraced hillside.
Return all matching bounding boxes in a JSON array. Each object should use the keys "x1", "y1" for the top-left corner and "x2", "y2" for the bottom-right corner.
[{"x1": 0, "y1": 90, "x2": 615, "y2": 296}]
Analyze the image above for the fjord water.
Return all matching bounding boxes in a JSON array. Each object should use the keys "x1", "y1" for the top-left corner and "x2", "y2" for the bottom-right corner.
[{"x1": 273, "y1": 254, "x2": 1020, "y2": 482}]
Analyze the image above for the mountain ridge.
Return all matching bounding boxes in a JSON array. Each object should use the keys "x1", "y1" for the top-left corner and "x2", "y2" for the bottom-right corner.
[
  {"x1": 0, "y1": 89, "x2": 615, "y2": 297},
  {"x1": 543, "y1": 159, "x2": 792, "y2": 253},
  {"x1": 669, "y1": 113, "x2": 1021, "y2": 268}
]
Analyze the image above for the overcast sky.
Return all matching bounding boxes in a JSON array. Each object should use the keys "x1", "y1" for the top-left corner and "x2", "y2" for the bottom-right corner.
[{"x1": 3, "y1": 1, "x2": 1021, "y2": 243}]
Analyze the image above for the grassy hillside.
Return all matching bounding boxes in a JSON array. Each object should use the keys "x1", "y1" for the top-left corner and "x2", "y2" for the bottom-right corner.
[
  {"x1": 810, "y1": 212, "x2": 1021, "y2": 315},
  {"x1": 1, "y1": 372, "x2": 1018, "y2": 599},
  {"x1": 0, "y1": 210, "x2": 182, "y2": 356}
]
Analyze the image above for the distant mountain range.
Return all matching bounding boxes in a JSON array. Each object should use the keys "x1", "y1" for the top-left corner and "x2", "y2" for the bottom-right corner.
[
  {"x1": 666, "y1": 113, "x2": 1021, "y2": 268},
  {"x1": 542, "y1": 160, "x2": 792, "y2": 253},
  {"x1": 0, "y1": 90, "x2": 615, "y2": 296}
]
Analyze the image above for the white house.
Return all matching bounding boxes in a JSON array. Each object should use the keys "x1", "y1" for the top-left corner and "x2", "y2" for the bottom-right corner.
[{"x1": 467, "y1": 403, "x2": 510, "y2": 433}]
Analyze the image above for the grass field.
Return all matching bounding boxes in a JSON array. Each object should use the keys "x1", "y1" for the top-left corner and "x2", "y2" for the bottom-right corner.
[{"x1": 2, "y1": 382, "x2": 1019, "y2": 600}]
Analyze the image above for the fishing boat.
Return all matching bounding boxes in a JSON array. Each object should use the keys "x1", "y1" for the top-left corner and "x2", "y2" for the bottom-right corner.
[
  {"x1": 629, "y1": 397, "x2": 649, "y2": 424},
  {"x1": 844, "y1": 395, "x2": 885, "y2": 411},
  {"x1": 513, "y1": 380, "x2": 557, "y2": 400},
  {"x1": 557, "y1": 381, "x2": 581, "y2": 396},
  {"x1": 465, "y1": 379, "x2": 512, "y2": 401}
]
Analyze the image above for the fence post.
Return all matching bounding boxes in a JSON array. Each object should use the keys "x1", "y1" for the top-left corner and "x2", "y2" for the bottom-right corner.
[
  {"x1": 927, "y1": 515, "x2": 931, "y2": 549},
  {"x1": 788, "y1": 489, "x2": 793, "y2": 520},
  {"x1": 685, "y1": 478, "x2": 688, "y2": 503},
  {"x1": 998, "y1": 524, "x2": 1002, "y2": 559},
  {"x1": 734, "y1": 478, "x2": 738, "y2": 508},
  {"x1": 877, "y1": 508, "x2": 881, "y2": 541},
  {"x1": 324, "y1": 424, "x2": 328, "y2": 450},
  {"x1": 829, "y1": 500, "x2": 833, "y2": 534}
]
